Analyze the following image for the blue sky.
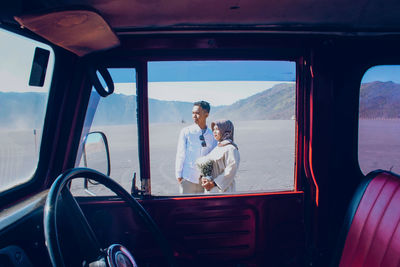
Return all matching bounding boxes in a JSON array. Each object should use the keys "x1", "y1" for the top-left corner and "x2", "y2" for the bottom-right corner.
[
  {"x1": 108, "y1": 62, "x2": 400, "y2": 105},
  {"x1": 109, "y1": 61, "x2": 297, "y2": 105},
  {"x1": 110, "y1": 62, "x2": 400, "y2": 84},
  {"x1": 110, "y1": 61, "x2": 296, "y2": 82},
  {"x1": 362, "y1": 65, "x2": 400, "y2": 83}
]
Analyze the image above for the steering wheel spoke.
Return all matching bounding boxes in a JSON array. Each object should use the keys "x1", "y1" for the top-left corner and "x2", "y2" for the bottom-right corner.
[{"x1": 59, "y1": 187, "x2": 104, "y2": 263}]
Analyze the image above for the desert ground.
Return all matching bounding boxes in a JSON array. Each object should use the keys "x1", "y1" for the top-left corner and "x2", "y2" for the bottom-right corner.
[
  {"x1": 358, "y1": 119, "x2": 400, "y2": 174},
  {"x1": 0, "y1": 128, "x2": 40, "y2": 192},
  {"x1": 1, "y1": 119, "x2": 400, "y2": 196},
  {"x1": 71, "y1": 120, "x2": 296, "y2": 196}
]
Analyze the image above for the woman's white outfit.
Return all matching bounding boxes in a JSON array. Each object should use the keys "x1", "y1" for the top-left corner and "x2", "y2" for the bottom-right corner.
[{"x1": 202, "y1": 143, "x2": 240, "y2": 193}]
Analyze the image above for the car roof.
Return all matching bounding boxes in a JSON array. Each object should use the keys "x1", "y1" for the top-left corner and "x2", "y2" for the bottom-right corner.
[
  {"x1": 3, "y1": 0, "x2": 400, "y2": 56},
  {"x1": 4, "y1": 0, "x2": 400, "y2": 33},
  {"x1": 89, "y1": 0, "x2": 400, "y2": 33}
]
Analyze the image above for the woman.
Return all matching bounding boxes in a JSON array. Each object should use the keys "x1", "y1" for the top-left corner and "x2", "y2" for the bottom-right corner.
[{"x1": 199, "y1": 119, "x2": 240, "y2": 193}]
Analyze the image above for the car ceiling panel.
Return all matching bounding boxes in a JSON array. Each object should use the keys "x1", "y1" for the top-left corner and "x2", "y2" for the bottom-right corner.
[{"x1": 59, "y1": 0, "x2": 400, "y2": 31}]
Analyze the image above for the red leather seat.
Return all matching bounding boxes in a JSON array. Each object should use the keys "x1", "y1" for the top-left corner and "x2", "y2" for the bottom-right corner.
[{"x1": 336, "y1": 170, "x2": 400, "y2": 267}]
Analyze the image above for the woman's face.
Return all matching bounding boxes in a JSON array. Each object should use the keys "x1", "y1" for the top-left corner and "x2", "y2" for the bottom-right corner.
[{"x1": 213, "y1": 125, "x2": 222, "y2": 141}]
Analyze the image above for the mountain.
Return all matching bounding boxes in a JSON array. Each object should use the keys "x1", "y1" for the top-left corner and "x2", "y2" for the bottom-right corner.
[
  {"x1": 93, "y1": 83, "x2": 296, "y2": 124},
  {"x1": 210, "y1": 83, "x2": 295, "y2": 121},
  {"x1": 359, "y1": 81, "x2": 400, "y2": 119},
  {"x1": 0, "y1": 83, "x2": 298, "y2": 128},
  {"x1": 2, "y1": 81, "x2": 398, "y2": 129},
  {"x1": 148, "y1": 99, "x2": 198, "y2": 124},
  {"x1": 91, "y1": 94, "x2": 136, "y2": 125},
  {"x1": 0, "y1": 92, "x2": 47, "y2": 128},
  {"x1": 92, "y1": 95, "x2": 199, "y2": 125}
]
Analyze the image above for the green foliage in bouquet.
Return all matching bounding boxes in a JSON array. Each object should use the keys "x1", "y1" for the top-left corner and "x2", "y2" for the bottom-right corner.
[{"x1": 196, "y1": 158, "x2": 214, "y2": 178}]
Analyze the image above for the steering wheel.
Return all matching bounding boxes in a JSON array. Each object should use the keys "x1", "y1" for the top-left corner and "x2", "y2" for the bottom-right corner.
[{"x1": 43, "y1": 168, "x2": 177, "y2": 267}]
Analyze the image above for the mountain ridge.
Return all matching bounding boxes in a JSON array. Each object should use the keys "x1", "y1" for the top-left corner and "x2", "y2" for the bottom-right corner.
[
  {"x1": 359, "y1": 81, "x2": 400, "y2": 119},
  {"x1": 1, "y1": 81, "x2": 399, "y2": 128}
]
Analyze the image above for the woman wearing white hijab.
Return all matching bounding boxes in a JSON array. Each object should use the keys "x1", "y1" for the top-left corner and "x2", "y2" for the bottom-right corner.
[{"x1": 199, "y1": 119, "x2": 240, "y2": 193}]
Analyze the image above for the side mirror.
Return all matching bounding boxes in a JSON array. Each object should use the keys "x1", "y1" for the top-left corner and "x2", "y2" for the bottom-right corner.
[{"x1": 80, "y1": 132, "x2": 111, "y2": 195}]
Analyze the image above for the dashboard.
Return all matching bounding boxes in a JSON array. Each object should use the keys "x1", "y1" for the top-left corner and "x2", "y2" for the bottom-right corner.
[{"x1": 0, "y1": 191, "x2": 51, "y2": 266}]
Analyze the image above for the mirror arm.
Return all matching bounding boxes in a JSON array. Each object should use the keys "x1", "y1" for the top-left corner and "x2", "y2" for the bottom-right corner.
[{"x1": 84, "y1": 184, "x2": 97, "y2": 196}]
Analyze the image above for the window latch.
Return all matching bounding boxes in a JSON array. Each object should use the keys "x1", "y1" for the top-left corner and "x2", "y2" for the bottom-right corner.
[{"x1": 131, "y1": 172, "x2": 145, "y2": 196}]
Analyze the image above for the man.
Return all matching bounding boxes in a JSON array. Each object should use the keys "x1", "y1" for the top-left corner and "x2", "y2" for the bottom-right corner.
[{"x1": 175, "y1": 101, "x2": 217, "y2": 194}]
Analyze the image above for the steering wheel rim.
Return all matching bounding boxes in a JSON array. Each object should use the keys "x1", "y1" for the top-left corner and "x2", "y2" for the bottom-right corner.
[{"x1": 44, "y1": 167, "x2": 177, "y2": 267}]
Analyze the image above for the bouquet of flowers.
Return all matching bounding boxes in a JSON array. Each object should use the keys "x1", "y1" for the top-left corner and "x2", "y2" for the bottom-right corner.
[{"x1": 196, "y1": 157, "x2": 214, "y2": 181}]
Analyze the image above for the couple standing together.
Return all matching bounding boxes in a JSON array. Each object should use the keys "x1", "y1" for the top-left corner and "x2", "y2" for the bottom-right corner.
[{"x1": 175, "y1": 101, "x2": 240, "y2": 194}]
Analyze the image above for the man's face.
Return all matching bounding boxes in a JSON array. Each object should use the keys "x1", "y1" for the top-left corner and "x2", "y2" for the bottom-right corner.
[{"x1": 192, "y1": 105, "x2": 208, "y2": 126}]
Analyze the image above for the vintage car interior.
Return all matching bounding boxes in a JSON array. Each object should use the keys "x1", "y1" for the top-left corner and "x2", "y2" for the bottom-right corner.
[{"x1": 1, "y1": 0, "x2": 400, "y2": 266}]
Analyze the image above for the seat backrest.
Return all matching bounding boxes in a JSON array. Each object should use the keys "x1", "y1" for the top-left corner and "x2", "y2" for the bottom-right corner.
[{"x1": 336, "y1": 170, "x2": 400, "y2": 267}]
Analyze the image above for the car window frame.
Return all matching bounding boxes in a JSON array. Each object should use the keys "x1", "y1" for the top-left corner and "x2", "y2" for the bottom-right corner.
[
  {"x1": 357, "y1": 64, "x2": 400, "y2": 176},
  {"x1": 78, "y1": 56, "x2": 302, "y2": 198}
]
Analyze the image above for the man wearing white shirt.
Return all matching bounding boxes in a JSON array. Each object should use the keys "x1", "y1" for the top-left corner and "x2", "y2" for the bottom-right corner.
[{"x1": 176, "y1": 101, "x2": 217, "y2": 194}]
